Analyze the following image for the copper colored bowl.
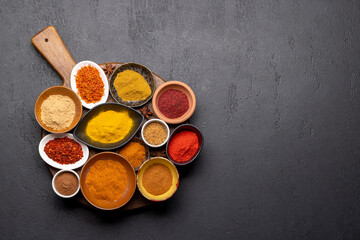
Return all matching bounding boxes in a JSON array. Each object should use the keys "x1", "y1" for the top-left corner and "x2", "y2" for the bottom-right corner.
[
  {"x1": 34, "y1": 86, "x2": 82, "y2": 133},
  {"x1": 80, "y1": 152, "x2": 136, "y2": 210},
  {"x1": 152, "y1": 81, "x2": 196, "y2": 124}
]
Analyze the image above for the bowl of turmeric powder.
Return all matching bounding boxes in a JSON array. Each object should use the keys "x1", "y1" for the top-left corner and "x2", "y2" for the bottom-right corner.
[
  {"x1": 80, "y1": 152, "x2": 136, "y2": 210},
  {"x1": 109, "y1": 63, "x2": 155, "y2": 107},
  {"x1": 73, "y1": 103, "x2": 144, "y2": 150}
]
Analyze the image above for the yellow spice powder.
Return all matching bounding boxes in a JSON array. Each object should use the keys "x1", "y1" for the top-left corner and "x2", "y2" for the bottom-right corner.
[
  {"x1": 113, "y1": 70, "x2": 151, "y2": 101},
  {"x1": 86, "y1": 110, "x2": 133, "y2": 143}
]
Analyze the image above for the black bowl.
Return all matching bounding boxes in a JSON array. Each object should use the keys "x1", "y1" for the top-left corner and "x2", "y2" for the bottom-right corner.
[
  {"x1": 109, "y1": 63, "x2": 155, "y2": 107},
  {"x1": 166, "y1": 124, "x2": 204, "y2": 165},
  {"x1": 73, "y1": 103, "x2": 144, "y2": 150}
]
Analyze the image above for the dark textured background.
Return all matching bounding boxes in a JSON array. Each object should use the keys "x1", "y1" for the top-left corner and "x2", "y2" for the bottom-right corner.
[{"x1": 1, "y1": 0, "x2": 360, "y2": 239}]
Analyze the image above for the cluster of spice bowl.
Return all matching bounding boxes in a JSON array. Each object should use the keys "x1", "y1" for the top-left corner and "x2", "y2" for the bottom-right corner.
[{"x1": 34, "y1": 60, "x2": 203, "y2": 210}]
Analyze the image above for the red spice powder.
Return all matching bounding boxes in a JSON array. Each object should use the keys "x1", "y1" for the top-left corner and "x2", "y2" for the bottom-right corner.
[
  {"x1": 44, "y1": 137, "x2": 83, "y2": 165},
  {"x1": 158, "y1": 89, "x2": 189, "y2": 119},
  {"x1": 75, "y1": 65, "x2": 104, "y2": 103},
  {"x1": 168, "y1": 131, "x2": 199, "y2": 163}
]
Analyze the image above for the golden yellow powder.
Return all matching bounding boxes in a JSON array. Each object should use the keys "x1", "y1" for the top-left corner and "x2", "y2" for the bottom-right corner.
[
  {"x1": 113, "y1": 70, "x2": 152, "y2": 101},
  {"x1": 86, "y1": 110, "x2": 133, "y2": 143}
]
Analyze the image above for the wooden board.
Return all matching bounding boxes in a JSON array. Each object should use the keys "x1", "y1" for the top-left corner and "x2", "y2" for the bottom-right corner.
[{"x1": 33, "y1": 26, "x2": 171, "y2": 210}]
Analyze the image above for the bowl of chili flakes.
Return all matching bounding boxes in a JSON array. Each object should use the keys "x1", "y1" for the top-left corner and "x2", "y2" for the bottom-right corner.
[
  {"x1": 70, "y1": 60, "x2": 109, "y2": 109},
  {"x1": 39, "y1": 133, "x2": 89, "y2": 170}
]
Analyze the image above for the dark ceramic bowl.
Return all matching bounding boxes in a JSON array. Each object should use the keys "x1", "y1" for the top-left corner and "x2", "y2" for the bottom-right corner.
[
  {"x1": 73, "y1": 103, "x2": 144, "y2": 150},
  {"x1": 109, "y1": 63, "x2": 155, "y2": 107},
  {"x1": 166, "y1": 124, "x2": 204, "y2": 165}
]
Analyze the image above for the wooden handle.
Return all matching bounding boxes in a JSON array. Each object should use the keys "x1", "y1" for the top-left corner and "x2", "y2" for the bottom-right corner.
[{"x1": 32, "y1": 26, "x2": 76, "y2": 88}]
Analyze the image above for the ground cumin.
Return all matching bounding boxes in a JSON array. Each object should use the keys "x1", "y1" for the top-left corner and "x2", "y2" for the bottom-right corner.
[
  {"x1": 143, "y1": 122, "x2": 167, "y2": 145},
  {"x1": 54, "y1": 172, "x2": 79, "y2": 196},
  {"x1": 40, "y1": 94, "x2": 75, "y2": 130},
  {"x1": 142, "y1": 163, "x2": 172, "y2": 196}
]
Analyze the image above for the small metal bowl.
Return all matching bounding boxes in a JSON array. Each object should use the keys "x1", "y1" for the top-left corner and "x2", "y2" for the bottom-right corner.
[
  {"x1": 52, "y1": 169, "x2": 80, "y2": 198},
  {"x1": 109, "y1": 63, "x2": 155, "y2": 107},
  {"x1": 166, "y1": 124, "x2": 204, "y2": 165},
  {"x1": 141, "y1": 119, "x2": 170, "y2": 148},
  {"x1": 117, "y1": 137, "x2": 150, "y2": 171}
]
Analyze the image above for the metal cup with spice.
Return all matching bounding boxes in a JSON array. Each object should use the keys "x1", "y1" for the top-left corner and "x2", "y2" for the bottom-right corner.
[{"x1": 141, "y1": 119, "x2": 170, "y2": 148}]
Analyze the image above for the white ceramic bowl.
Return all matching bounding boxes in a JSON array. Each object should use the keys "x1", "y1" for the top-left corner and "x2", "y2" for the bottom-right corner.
[
  {"x1": 70, "y1": 60, "x2": 109, "y2": 109},
  {"x1": 39, "y1": 133, "x2": 89, "y2": 170},
  {"x1": 52, "y1": 169, "x2": 80, "y2": 198},
  {"x1": 141, "y1": 119, "x2": 170, "y2": 148}
]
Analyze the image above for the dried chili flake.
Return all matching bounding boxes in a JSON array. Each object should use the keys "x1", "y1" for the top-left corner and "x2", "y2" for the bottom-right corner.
[
  {"x1": 158, "y1": 89, "x2": 189, "y2": 118},
  {"x1": 44, "y1": 137, "x2": 83, "y2": 165},
  {"x1": 75, "y1": 65, "x2": 104, "y2": 103}
]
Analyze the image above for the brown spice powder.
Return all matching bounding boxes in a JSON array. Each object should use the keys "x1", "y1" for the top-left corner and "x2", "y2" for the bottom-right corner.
[
  {"x1": 143, "y1": 122, "x2": 167, "y2": 145},
  {"x1": 142, "y1": 163, "x2": 172, "y2": 196},
  {"x1": 54, "y1": 172, "x2": 79, "y2": 196}
]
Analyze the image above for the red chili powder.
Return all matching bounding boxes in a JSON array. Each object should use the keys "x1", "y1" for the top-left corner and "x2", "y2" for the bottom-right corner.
[
  {"x1": 158, "y1": 89, "x2": 189, "y2": 119},
  {"x1": 44, "y1": 137, "x2": 83, "y2": 165},
  {"x1": 168, "y1": 131, "x2": 199, "y2": 163}
]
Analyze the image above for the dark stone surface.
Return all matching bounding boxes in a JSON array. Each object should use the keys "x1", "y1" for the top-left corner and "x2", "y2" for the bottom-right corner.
[{"x1": 1, "y1": 0, "x2": 360, "y2": 239}]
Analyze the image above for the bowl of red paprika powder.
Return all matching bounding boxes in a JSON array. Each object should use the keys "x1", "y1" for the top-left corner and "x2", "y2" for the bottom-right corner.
[
  {"x1": 152, "y1": 81, "x2": 196, "y2": 124},
  {"x1": 166, "y1": 124, "x2": 203, "y2": 165}
]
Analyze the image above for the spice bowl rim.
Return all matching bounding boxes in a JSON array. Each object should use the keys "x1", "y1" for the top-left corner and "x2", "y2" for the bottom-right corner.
[
  {"x1": 52, "y1": 169, "x2": 80, "y2": 198},
  {"x1": 39, "y1": 133, "x2": 90, "y2": 170},
  {"x1": 109, "y1": 62, "x2": 155, "y2": 108},
  {"x1": 34, "y1": 85, "x2": 83, "y2": 134},
  {"x1": 141, "y1": 118, "x2": 170, "y2": 148},
  {"x1": 166, "y1": 124, "x2": 204, "y2": 166},
  {"x1": 70, "y1": 60, "x2": 110, "y2": 109},
  {"x1": 137, "y1": 157, "x2": 179, "y2": 201},
  {"x1": 152, "y1": 81, "x2": 196, "y2": 124},
  {"x1": 117, "y1": 137, "x2": 150, "y2": 171}
]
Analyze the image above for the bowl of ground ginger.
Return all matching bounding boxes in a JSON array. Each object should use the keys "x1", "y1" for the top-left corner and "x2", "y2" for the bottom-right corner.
[
  {"x1": 109, "y1": 63, "x2": 155, "y2": 107},
  {"x1": 35, "y1": 86, "x2": 83, "y2": 133}
]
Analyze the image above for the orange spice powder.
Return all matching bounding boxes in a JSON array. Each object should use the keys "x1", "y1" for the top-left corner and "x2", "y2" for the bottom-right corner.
[
  {"x1": 75, "y1": 65, "x2": 104, "y2": 103},
  {"x1": 142, "y1": 163, "x2": 172, "y2": 195}
]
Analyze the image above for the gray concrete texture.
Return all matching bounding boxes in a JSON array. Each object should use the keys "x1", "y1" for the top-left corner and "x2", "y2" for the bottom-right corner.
[{"x1": 1, "y1": 0, "x2": 360, "y2": 239}]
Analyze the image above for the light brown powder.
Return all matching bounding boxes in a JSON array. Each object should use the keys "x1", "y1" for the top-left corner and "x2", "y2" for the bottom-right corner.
[
  {"x1": 40, "y1": 94, "x2": 75, "y2": 130},
  {"x1": 142, "y1": 163, "x2": 172, "y2": 196},
  {"x1": 143, "y1": 122, "x2": 167, "y2": 145}
]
